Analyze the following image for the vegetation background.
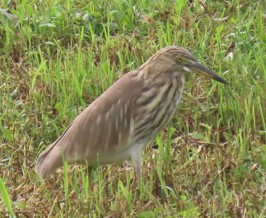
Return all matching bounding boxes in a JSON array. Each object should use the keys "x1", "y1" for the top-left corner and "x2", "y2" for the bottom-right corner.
[{"x1": 0, "y1": 0, "x2": 265, "y2": 217}]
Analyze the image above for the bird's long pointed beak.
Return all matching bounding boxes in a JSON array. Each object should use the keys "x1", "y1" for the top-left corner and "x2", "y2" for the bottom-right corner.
[{"x1": 189, "y1": 61, "x2": 228, "y2": 84}]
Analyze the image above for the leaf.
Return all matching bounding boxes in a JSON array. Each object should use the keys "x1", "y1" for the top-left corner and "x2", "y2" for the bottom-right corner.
[
  {"x1": 0, "y1": 126, "x2": 13, "y2": 141},
  {"x1": 0, "y1": 178, "x2": 15, "y2": 217},
  {"x1": 39, "y1": 22, "x2": 56, "y2": 28},
  {"x1": 191, "y1": 132, "x2": 204, "y2": 140},
  {"x1": 138, "y1": 211, "x2": 155, "y2": 218},
  {"x1": 180, "y1": 194, "x2": 187, "y2": 201}
]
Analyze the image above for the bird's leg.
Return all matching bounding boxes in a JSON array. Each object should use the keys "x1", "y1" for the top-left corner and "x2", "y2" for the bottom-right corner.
[
  {"x1": 85, "y1": 162, "x2": 95, "y2": 182},
  {"x1": 87, "y1": 165, "x2": 94, "y2": 175},
  {"x1": 131, "y1": 147, "x2": 142, "y2": 185}
]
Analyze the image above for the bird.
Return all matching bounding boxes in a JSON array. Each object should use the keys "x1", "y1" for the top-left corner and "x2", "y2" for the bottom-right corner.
[{"x1": 36, "y1": 46, "x2": 227, "y2": 181}]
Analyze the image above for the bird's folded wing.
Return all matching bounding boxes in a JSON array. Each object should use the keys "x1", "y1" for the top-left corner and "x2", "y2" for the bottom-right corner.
[{"x1": 37, "y1": 72, "x2": 142, "y2": 169}]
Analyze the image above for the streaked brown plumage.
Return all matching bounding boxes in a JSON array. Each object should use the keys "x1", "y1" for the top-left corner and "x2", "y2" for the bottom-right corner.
[{"x1": 36, "y1": 46, "x2": 227, "y2": 180}]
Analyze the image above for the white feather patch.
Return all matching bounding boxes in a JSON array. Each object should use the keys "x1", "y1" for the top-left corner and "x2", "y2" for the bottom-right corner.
[{"x1": 183, "y1": 66, "x2": 191, "y2": 72}]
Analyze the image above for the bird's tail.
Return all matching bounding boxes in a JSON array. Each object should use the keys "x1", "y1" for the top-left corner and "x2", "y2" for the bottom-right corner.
[{"x1": 35, "y1": 143, "x2": 63, "y2": 179}]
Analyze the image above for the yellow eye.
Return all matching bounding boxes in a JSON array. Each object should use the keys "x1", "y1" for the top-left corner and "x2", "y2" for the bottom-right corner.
[{"x1": 176, "y1": 56, "x2": 183, "y2": 62}]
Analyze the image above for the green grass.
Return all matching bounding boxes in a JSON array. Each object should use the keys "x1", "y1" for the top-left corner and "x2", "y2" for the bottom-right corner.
[
  {"x1": 1, "y1": 0, "x2": 265, "y2": 217},
  {"x1": 0, "y1": 178, "x2": 15, "y2": 217}
]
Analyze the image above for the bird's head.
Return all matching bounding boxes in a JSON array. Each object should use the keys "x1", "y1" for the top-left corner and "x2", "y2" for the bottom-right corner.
[{"x1": 147, "y1": 46, "x2": 228, "y2": 84}]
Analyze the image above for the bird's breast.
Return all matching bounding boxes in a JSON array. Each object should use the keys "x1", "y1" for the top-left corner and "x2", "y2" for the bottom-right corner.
[{"x1": 131, "y1": 75, "x2": 185, "y2": 144}]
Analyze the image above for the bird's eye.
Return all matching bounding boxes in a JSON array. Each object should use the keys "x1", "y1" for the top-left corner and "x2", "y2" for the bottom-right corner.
[{"x1": 176, "y1": 56, "x2": 183, "y2": 63}]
